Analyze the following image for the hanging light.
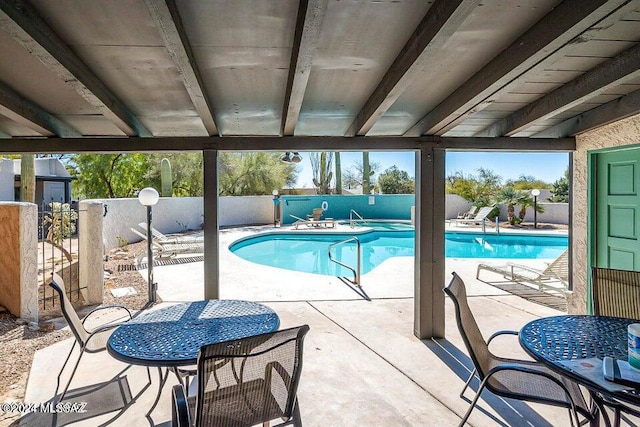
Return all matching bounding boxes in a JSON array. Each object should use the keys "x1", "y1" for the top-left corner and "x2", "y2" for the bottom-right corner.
[
  {"x1": 291, "y1": 152, "x2": 302, "y2": 163},
  {"x1": 280, "y1": 152, "x2": 291, "y2": 163}
]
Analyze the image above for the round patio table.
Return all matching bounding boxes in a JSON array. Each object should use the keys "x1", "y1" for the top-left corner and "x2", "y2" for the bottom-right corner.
[
  {"x1": 519, "y1": 315, "x2": 640, "y2": 420},
  {"x1": 107, "y1": 299, "x2": 280, "y2": 415}
]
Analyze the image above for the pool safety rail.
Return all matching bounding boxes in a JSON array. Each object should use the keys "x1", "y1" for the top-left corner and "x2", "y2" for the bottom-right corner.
[
  {"x1": 328, "y1": 236, "x2": 361, "y2": 286},
  {"x1": 349, "y1": 209, "x2": 365, "y2": 228}
]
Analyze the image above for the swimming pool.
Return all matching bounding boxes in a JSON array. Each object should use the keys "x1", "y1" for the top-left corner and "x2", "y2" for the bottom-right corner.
[{"x1": 229, "y1": 230, "x2": 568, "y2": 277}]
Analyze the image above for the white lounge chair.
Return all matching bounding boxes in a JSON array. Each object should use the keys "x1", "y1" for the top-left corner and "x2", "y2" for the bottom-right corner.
[
  {"x1": 290, "y1": 214, "x2": 335, "y2": 229},
  {"x1": 476, "y1": 249, "x2": 569, "y2": 293},
  {"x1": 130, "y1": 227, "x2": 203, "y2": 258},
  {"x1": 137, "y1": 222, "x2": 203, "y2": 244},
  {"x1": 454, "y1": 206, "x2": 495, "y2": 232}
]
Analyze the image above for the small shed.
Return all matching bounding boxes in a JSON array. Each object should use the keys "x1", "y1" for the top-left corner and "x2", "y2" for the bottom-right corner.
[{"x1": 0, "y1": 158, "x2": 73, "y2": 206}]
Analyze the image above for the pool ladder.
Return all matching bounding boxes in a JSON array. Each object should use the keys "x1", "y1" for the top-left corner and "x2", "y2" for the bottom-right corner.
[
  {"x1": 328, "y1": 236, "x2": 361, "y2": 286},
  {"x1": 349, "y1": 209, "x2": 365, "y2": 228}
]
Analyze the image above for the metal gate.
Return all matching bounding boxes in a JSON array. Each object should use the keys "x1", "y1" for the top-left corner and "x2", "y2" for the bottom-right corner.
[{"x1": 38, "y1": 201, "x2": 85, "y2": 309}]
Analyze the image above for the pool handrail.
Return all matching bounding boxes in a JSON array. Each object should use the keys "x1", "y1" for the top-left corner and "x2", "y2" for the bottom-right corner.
[
  {"x1": 328, "y1": 236, "x2": 361, "y2": 286},
  {"x1": 349, "y1": 210, "x2": 365, "y2": 228}
]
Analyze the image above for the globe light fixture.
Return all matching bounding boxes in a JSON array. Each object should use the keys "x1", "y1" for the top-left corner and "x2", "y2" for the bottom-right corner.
[
  {"x1": 291, "y1": 152, "x2": 302, "y2": 163},
  {"x1": 138, "y1": 187, "x2": 159, "y2": 303}
]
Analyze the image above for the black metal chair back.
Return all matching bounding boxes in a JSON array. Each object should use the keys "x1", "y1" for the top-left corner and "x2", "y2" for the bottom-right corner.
[{"x1": 191, "y1": 325, "x2": 310, "y2": 427}]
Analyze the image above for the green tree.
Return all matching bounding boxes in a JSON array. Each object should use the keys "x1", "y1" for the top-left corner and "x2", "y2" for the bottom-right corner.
[
  {"x1": 71, "y1": 154, "x2": 150, "y2": 199},
  {"x1": 446, "y1": 167, "x2": 502, "y2": 207},
  {"x1": 506, "y1": 174, "x2": 550, "y2": 191},
  {"x1": 378, "y1": 166, "x2": 415, "y2": 194},
  {"x1": 218, "y1": 152, "x2": 297, "y2": 195},
  {"x1": 549, "y1": 168, "x2": 569, "y2": 203},
  {"x1": 517, "y1": 192, "x2": 545, "y2": 223},
  {"x1": 310, "y1": 152, "x2": 333, "y2": 194},
  {"x1": 497, "y1": 186, "x2": 527, "y2": 225}
]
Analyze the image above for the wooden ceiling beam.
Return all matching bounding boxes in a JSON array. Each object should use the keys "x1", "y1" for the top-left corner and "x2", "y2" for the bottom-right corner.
[
  {"x1": 478, "y1": 32, "x2": 640, "y2": 137},
  {"x1": 0, "y1": 0, "x2": 151, "y2": 137},
  {"x1": 281, "y1": 0, "x2": 328, "y2": 136},
  {"x1": 0, "y1": 81, "x2": 81, "y2": 137},
  {"x1": 404, "y1": 0, "x2": 629, "y2": 137},
  {"x1": 145, "y1": 0, "x2": 218, "y2": 136},
  {"x1": 345, "y1": 0, "x2": 479, "y2": 137},
  {"x1": 534, "y1": 89, "x2": 640, "y2": 138},
  {"x1": 0, "y1": 135, "x2": 574, "y2": 153}
]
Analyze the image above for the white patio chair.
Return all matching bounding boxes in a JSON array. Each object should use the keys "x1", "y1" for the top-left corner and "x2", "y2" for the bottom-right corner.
[{"x1": 48, "y1": 273, "x2": 143, "y2": 402}]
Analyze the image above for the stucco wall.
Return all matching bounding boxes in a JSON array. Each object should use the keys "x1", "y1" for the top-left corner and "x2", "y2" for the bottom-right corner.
[
  {"x1": 99, "y1": 196, "x2": 274, "y2": 249},
  {"x1": 0, "y1": 202, "x2": 38, "y2": 321},
  {"x1": 572, "y1": 114, "x2": 640, "y2": 314}
]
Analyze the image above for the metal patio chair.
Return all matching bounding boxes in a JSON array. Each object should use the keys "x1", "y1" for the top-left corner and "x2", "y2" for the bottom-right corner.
[
  {"x1": 591, "y1": 266, "x2": 640, "y2": 426},
  {"x1": 49, "y1": 273, "x2": 139, "y2": 401},
  {"x1": 592, "y1": 266, "x2": 640, "y2": 320},
  {"x1": 444, "y1": 272, "x2": 592, "y2": 426},
  {"x1": 172, "y1": 325, "x2": 310, "y2": 427}
]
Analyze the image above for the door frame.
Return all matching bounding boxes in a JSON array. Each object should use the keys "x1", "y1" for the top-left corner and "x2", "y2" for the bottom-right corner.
[{"x1": 588, "y1": 143, "x2": 640, "y2": 313}]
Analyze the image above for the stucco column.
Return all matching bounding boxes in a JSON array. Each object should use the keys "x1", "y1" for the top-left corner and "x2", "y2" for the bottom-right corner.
[
  {"x1": 0, "y1": 202, "x2": 38, "y2": 322},
  {"x1": 79, "y1": 201, "x2": 104, "y2": 304}
]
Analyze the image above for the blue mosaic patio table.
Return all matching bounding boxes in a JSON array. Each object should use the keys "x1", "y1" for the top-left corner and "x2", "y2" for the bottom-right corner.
[
  {"x1": 107, "y1": 300, "x2": 280, "y2": 367},
  {"x1": 520, "y1": 315, "x2": 640, "y2": 411}
]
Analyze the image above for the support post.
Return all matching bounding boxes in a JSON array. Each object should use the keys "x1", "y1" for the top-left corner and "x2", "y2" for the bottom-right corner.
[
  {"x1": 0, "y1": 202, "x2": 38, "y2": 322},
  {"x1": 414, "y1": 148, "x2": 446, "y2": 339},
  {"x1": 79, "y1": 201, "x2": 104, "y2": 304},
  {"x1": 203, "y1": 149, "x2": 219, "y2": 300}
]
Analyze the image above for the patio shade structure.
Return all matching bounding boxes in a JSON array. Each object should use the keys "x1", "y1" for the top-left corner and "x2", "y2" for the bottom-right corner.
[{"x1": 0, "y1": 0, "x2": 639, "y2": 338}]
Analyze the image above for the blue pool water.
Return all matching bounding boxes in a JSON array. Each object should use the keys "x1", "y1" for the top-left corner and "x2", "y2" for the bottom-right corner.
[{"x1": 230, "y1": 230, "x2": 568, "y2": 277}]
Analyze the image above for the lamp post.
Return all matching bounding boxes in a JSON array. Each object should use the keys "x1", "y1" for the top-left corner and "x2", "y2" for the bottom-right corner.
[
  {"x1": 138, "y1": 187, "x2": 159, "y2": 303},
  {"x1": 531, "y1": 189, "x2": 540, "y2": 229},
  {"x1": 272, "y1": 189, "x2": 280, "y2": 227}
]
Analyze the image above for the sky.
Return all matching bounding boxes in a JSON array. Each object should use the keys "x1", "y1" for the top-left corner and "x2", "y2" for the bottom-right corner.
[{"x1": 293, "y1": 151, "x2": 569, "y2": 188}]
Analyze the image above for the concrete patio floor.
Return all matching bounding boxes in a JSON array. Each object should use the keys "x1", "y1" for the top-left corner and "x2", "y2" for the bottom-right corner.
[{"x1": 20, "y1": 225, "x2": 579, "y2": 426}]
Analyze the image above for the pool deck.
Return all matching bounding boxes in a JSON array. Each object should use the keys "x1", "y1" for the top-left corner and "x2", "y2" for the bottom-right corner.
[{"x1": 20, "y1": 223, "x2": 590, "y2": 427}]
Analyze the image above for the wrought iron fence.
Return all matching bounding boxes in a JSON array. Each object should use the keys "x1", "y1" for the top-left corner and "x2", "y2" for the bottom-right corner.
[{"x1": 38, "y1": 201, "x2": 84, "y2": 310}]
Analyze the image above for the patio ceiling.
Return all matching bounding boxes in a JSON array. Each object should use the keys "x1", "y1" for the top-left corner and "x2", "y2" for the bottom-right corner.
[{"x1": 0, "y1": 0, "x2": 638, "y2": 151}]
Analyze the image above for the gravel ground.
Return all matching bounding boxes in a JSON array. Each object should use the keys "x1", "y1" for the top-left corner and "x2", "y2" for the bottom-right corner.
[{"x1": 0, "y1": 241, "x2": 151, "y2": 426}]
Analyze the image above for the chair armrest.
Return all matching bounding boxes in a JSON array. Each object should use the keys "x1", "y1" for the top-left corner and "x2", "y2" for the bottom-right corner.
[
  {"x1": 172, "y1": 384, "x2": 191, "y2": 427},
  {"x1": 507, "y1": 264, "x2": 566, "y2": 283},
  {"x1": 484, "y1": 364, "x2": 582, "y2": 412},
  {"x1": 486, "y1": 330, "x2": 518, "y2": 345},
  {"x1": 82, "y1": 304, "x2": 132, "y2": 326}
]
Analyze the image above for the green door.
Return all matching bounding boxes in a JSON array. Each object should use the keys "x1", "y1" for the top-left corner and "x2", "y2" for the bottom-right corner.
[{"x1": 596, "y1": 149, "x2": 640, "y2": 270}]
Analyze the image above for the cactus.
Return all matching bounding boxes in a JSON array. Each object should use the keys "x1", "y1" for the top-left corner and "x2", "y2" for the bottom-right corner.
[
  {"x1": 20, "y1": 154, "x2": 35, "y2": 203},
  {"x1": 161, "y1": 158, "x2": 172, "y2": 197}
]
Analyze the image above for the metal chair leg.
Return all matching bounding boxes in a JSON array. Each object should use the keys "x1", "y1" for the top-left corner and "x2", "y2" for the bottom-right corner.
[
  {"x1": 460, "y1": 369, "x2": 476, "y2": 397},
  {"x1": 291, "y1": 398, "x2": 302, "y2": 426},
  {"x1": 55, "y1": 341, "x2": 76, "y2": 396},
  {"x1": 459, "y1": 378, "x2": 487, "y2": 426},
  {"x1": 59, "y1": 345, "x2": 86, "y2": 402}
]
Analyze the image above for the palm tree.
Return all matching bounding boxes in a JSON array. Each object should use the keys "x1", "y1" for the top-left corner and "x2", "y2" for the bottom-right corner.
[
  {"x1": 497, "y1": 187, "x2": 528, "y2": 225},
  {"x1": 517, "y1": 193, "x2": 545, "y2": 223}
]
